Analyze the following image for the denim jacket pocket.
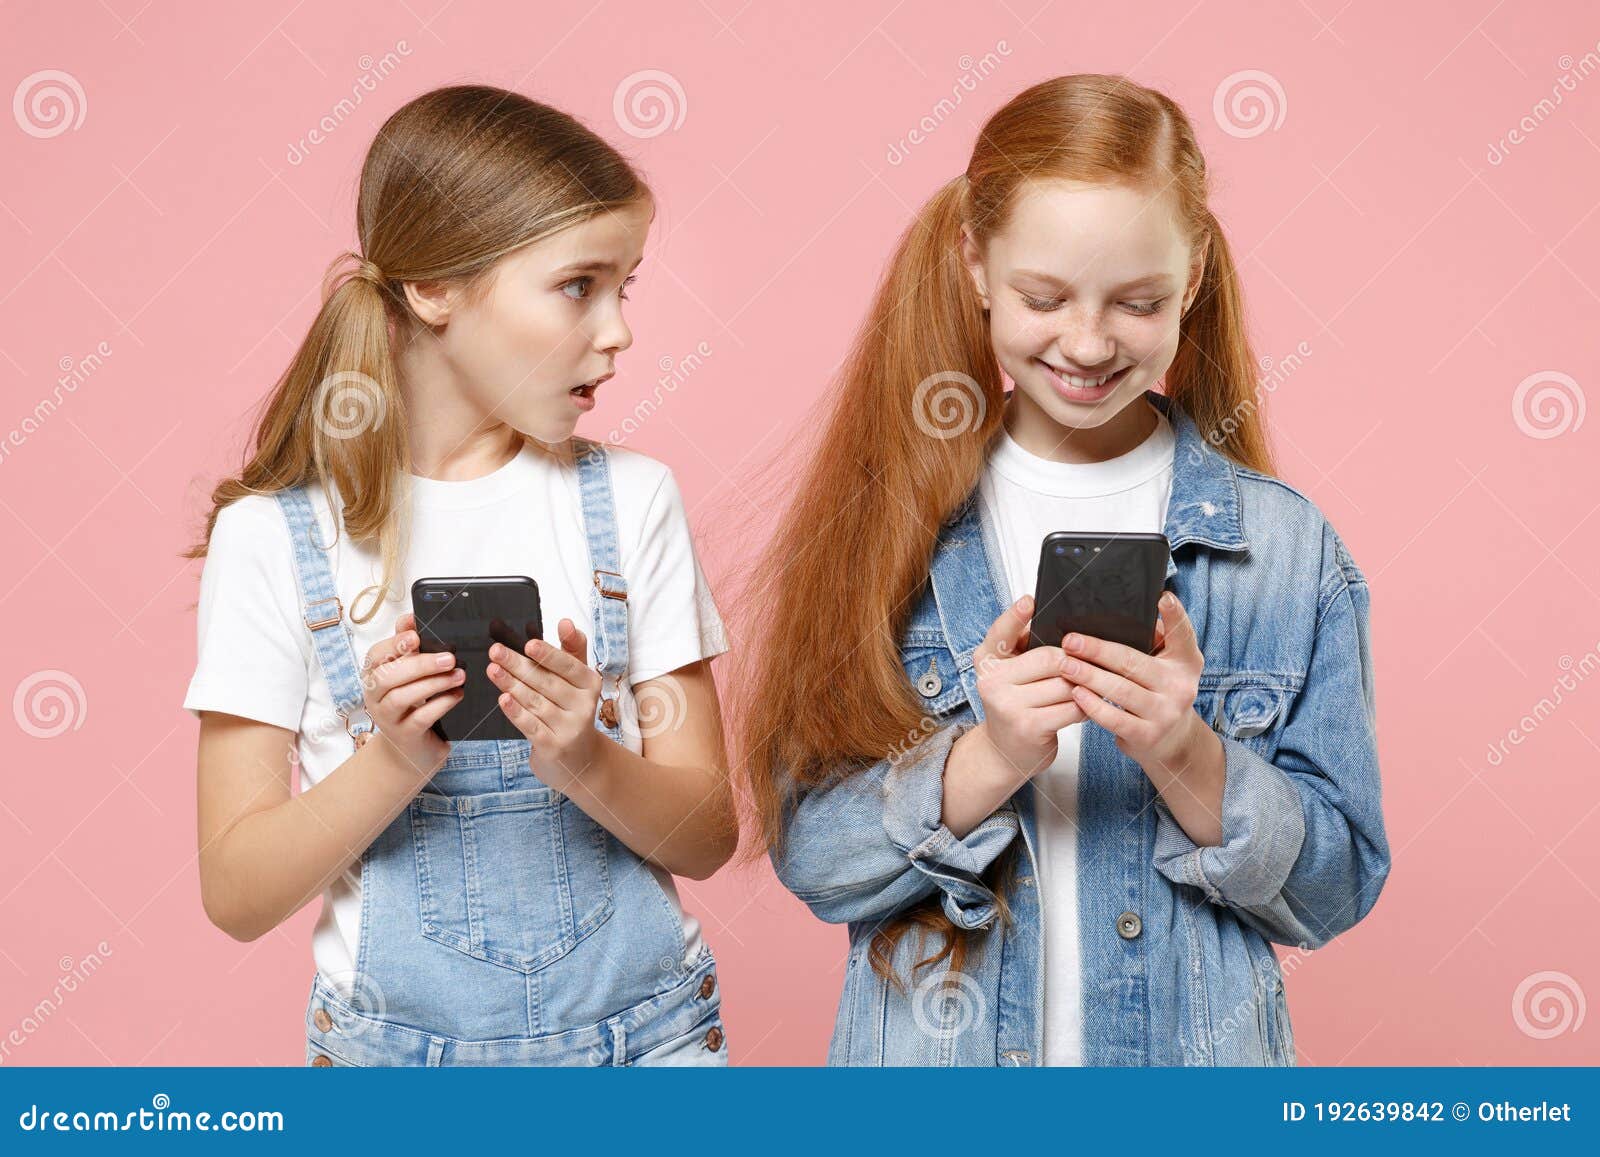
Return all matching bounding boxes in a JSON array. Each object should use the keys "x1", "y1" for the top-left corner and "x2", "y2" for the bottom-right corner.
[
  {"x1": 901, "y1": 641, "x2": 967, "y2": 718},
  {"x1": 1250, "y1": 963, "x2": 1296, "y2": 1067},
  {"x1": 1195, "y1": 671, "x2": 1301, "y2": 753},
  {"x1": 411, "y1": 785, "x2": 614, "y2": 973}
]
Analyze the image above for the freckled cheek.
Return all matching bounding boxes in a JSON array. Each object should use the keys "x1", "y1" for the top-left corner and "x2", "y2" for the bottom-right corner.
[
  {"x1": 990, "y1": 309, "x2": 1052, "y2": 361},
  {"x1": 1124, "y1": 324, "x2": 1180, "y2": 376}
]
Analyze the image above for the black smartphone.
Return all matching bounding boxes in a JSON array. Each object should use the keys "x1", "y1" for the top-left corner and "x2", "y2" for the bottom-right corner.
[
  {"x1": 1027, "y1": 532, "x2": 1171, "y2": 654},
  {"x1": 410, "y1": 576, "x2": 543, "y2": 742}
]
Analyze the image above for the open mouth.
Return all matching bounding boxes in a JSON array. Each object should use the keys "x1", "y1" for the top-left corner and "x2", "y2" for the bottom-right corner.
[
  {"x1": 570, "y1": 371, "x2": 612, "y2": 403},
  {"x1": 1038, "y1": 360, "x2": 1132, "y2": 395}
]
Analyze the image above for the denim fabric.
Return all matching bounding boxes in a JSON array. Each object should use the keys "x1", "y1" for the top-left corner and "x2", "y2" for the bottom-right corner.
[
  {"x1": 281, "y1": 439, "x2": 726, "y2": 1067},
  {"x1": 773, "y1": 391, "x2": 1390, "y2": 1066}
]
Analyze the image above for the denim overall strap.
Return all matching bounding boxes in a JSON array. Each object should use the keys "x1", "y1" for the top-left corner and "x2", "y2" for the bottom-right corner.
[
  {"x1": 572, "y1": 438, "x2": 629, "y2": 742},
  {"x1": 927, "y1": 487, "x2": 1046, "y2": 1066},
  {"x1": 273, "y1": 486, "x2": 376, "y2": 747}
]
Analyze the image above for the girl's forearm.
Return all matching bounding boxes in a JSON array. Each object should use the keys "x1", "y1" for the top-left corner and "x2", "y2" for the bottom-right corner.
[
  {"x1": 941, "y1": 722, "x2": 1026, "y2": 838},
  {"x1": 561, "y1": 741, "x2": 735, "y2": 881},
  {"x1": 1141, "y1": 714, "x2": 1226, "y2": 847},
  {"x1": 203, "y1": 738, "x2": 430, "y2": 941}
]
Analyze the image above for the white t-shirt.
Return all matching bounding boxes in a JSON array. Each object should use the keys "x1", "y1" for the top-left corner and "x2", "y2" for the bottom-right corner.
[
  {"x1": 184, "y1": 441, "x2": 730, "y2": 991},
  {"x1": 977, "y1": 407, "x2": 1175, "y2": 1066}
]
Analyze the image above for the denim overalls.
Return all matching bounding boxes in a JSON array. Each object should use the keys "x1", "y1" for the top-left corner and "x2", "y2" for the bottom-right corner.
[
  {"x1": 274, "y1": 438, "x2": 727, "y2": 1066},
  {"x1": 773, "y1": 390, "x2": 1391, "y2": 1065}
]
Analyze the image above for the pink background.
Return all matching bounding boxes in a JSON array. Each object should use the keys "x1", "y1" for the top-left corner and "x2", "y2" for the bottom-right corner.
[{"x1": 2, "y1": 0, "x2": 1597, "y2": 1066}]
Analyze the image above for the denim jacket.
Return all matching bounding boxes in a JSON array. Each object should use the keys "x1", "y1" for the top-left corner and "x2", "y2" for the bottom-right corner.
[{"x1": 772, "y1": 390, "x2": 1390, "y2": 1066}]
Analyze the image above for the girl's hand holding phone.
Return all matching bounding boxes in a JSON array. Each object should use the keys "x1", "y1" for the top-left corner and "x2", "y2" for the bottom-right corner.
[
  {"x1": 1058, "y1": 591, "x2": 1212, "y2": 773},
  {"x1": 486, "y1": 617, "x2": 603, "y2": 791},
  {"x1": 360, "y1": 612, "x2": 463, "y2": 776},
  {"x1": 968, "y1": 594, "x2": 1088, "y2": 780}
]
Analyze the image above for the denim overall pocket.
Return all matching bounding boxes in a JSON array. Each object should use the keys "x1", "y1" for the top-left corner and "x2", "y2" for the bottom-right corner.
[{"x1": 410, "y1": 784, "x2": 615, "y2": 973}]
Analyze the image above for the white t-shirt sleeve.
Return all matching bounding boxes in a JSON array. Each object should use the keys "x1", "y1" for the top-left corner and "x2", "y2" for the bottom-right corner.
[
  {"x1": 182, "y1": 496, "x2": 312, "y2": 732},
  {"x1": 623, "y1": 465, "x2": 730, "y2": 686}
]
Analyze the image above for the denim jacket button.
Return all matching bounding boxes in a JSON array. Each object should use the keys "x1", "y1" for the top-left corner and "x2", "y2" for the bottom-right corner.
[
  {"x1": 310, "y1": 1053, "x2": 333, "y2": 1067},
  {"x1": 916, "y1": 660, "x2": 942, "y2": 698},
  {"x1": 704, "y1": 1026, "x2": 724, "y2": 1052},
  {"x1": 1116, "y1": 911, "x2": 1143, "y2": 939},
  {"x1": 698, "y1": 973, "x2": 716, "y2": 999},
  {"x1": 312, "y1": 1007, "x2": 333, "y2": 1033}
]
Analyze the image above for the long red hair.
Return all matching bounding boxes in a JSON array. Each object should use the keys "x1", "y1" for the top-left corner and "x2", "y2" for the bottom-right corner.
[{"x1": 733, "y1": 75, "x2": 1275, "y2": 985}]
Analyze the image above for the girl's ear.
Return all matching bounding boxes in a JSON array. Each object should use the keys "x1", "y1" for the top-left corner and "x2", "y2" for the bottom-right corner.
[
  {"x1": 402, "y1": 279, "x2": 455, "y2": 327},
  {"x1": 958, "y1": 225, "x2": 991, "y2": 309},
  {"x1": 1181, "y1": 236, "x2": 1210, "y2": 316}
]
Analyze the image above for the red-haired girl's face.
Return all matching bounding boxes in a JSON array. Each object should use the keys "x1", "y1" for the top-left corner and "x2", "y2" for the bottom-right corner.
[{"x1": 962, "y1": 178, "x2": 1204, "y2": 454}]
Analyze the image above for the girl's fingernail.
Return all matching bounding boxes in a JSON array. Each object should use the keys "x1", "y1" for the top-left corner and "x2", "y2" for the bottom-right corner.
[
  {"x1": 451, "y1": 669, "x2": 465, "y2": 683},
  {"x1": 436, "y1": 653, "x2": 454, "y2": 668}
]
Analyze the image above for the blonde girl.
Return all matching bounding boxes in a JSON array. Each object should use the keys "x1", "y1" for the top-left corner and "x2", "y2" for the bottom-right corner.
[{"x1": 187, "y1": 85, "x2": 734, "y2": 1066}]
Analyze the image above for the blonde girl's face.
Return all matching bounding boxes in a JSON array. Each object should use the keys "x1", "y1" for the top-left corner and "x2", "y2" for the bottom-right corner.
[
  {"x1": 962, "y1": 179, "x2": 1205, "y2": 437},
  {"x1": 434, "y1": 198, "x2": 653, "y2": 444}
]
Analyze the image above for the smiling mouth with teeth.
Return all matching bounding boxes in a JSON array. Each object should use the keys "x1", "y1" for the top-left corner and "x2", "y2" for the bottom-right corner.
[{"x1": 1039, "y1": 361, "x2": 1130, "y2": 391}]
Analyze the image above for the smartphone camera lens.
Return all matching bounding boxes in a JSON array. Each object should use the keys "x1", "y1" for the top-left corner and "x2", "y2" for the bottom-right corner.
[
  {"x1": 1072, "y1": 545, "x2": 1084, "y2": 557},
  {"x1": 1053, "y1": 543, "x2": 1066, "y2": 556}
]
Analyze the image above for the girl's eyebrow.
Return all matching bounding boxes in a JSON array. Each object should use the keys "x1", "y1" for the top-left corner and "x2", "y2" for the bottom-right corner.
[
  {"x1": 552, "y1": 255, "x2": 645, "y2": 277},
  {"x1": 1013, "y1": 269, "x2": 1175, "y2": 292}
]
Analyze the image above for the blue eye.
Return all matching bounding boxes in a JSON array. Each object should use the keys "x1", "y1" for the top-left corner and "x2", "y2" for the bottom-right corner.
[
  {"x1": 562, "y1": 277, "x2": 592, "y2": 301},
  {"x1": 619, "y1": 274, "x2": 637, "y2": 301}
]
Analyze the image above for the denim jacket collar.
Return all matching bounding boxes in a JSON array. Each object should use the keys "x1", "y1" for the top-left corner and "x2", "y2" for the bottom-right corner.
[{"x1": 1146, "y1": 390, "x2": 1250, "y2": 575}]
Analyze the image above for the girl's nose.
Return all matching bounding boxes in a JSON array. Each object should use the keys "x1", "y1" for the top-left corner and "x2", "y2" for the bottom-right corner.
[
  {"x1": 598, "y1": 310, "x2": 634, "y2": 356},
  {"x1": 1057, "y1": 325, "x2": 1115, "y2": 369}
]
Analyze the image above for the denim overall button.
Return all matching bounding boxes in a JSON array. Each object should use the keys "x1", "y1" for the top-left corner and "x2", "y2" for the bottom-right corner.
[
  {"x1": 598, "y1": 697, "x2": 618, "y2": 728},
  {"x1": 1117, "y1": 911, "x2": 1143, "y2": 939},
  {"x1": 698, "y1": 973, "x2": 716, "y2": 999},
  {"x1": 704, "y1": 1026, "x2": 724, "y2": 1052},
  {"x1": 310, "y1": 1054, "x2": 333, "y2": 1067},
  {"x1": 312, "y1": 1007, "x2": 333, "y2": 1032}
]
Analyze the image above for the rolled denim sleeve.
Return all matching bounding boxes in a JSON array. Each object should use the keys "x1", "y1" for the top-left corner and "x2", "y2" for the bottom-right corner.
[
  {"x1": 1153, "y1": 540, "x2": 1391, "y2": 949},
  {"x1": 771, "y1": 719, "x2": 1020, "y2": 929}
]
